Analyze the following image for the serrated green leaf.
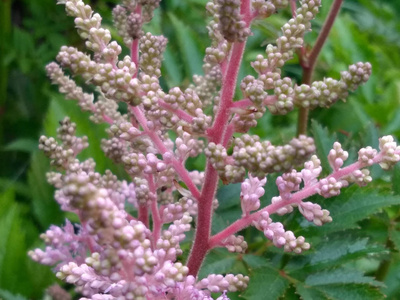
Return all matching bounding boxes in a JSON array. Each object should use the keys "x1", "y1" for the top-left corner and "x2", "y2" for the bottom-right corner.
[
  {"x1": 310, "y1": 120, "x2": 336, "y2": 173},
  {"x1": 242, "y1": 265, "x2": 289, "y2": 300},
  {"x1": 316, "y1": 284, "x2": 383, "y2": 300},
  {"x1": 198, "y1": 249, "x2": 237, "y2": 279},
  {"x1": 305, "y1": 268, "x2": 383, "y2": 287},
  {"x1": 305, "y1": 188, "x2": 400, "y2": 234},
  {"x1": 309, "y1": 237, "x2": 385, "y2": 267},
  {"x1": 295, "y1": 283, "x2": 329, "y2": 300},
  {"x1": 383, "y1": 254, "x2": 400, "y2": 298}
]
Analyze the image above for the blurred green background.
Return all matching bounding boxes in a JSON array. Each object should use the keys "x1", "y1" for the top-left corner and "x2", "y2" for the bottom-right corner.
[{"x1": 1, "y1": 0, "x2": 400, "y2": 299}]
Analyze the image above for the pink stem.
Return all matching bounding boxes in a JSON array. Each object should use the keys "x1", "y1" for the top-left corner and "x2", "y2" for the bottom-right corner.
[
  {"x1": 297, "y1": 0, "x2": 343, "y2": 135},
  {"x1": 231, "y1": 95, "x2": 277, "y2": 108},
  {"x1": 187, "y1": 0, "x2": 252, "y2": 277},
  {"x1": 131, "y1": 4, "x2": 142, "y2": 78},
  {"x1": 209, "y1": 152, "x2": 385, "y2": 248},
  {"x1": 131, "y1": 39, "x2": 139, "y2": 78},
  {"x1": 291, "y1": 0, "x2": 297, "y2": 17},
  {"x1": 148, "y1": 174, "x2": 162, "y2": 247},
  {"x1": 138, "y1": 204, "x2": 149, "y2": 227},
  {"x1": 130, "y1": 105, "x2": 201, "y2": 199},
  {"x1": 158, "y1": 99, "x2": 194, "y2": 123},
  {"x1": 102, "y1": 114, "x2": 114, "y2": 124}
]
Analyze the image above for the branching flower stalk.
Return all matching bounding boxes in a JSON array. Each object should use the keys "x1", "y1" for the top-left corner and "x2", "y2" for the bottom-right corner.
[
  {"x1": 297, "y1": 0, "x2": 344, "y2": 135},
  {"x1": 29, "y1": 0, "x2": 400, "y2": 299}
]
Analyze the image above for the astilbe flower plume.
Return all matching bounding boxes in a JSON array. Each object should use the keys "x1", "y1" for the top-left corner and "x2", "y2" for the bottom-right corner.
[{"x1": 30, "y1": 0, "x2": 400, "y2": 299}]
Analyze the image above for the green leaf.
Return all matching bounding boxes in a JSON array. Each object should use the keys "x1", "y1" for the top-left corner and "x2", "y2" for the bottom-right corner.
[
  {"x1": 198, "y1": 249, "x2": 237, "y2": 279},
  {"x1": 295, "y1": 283, "x2": 329, "y2": 300},
  {"x1": 0, "y1": 289, "x2": 28, "y2": 300},
  {"x1": 242, "y1": 265, "x2": 289, "y2": 300},
  {"x1": 0, "y1": 190, "x2": 54, "y2": 297},
  {"x1": 2, "y1": 138, "x2": 38, "y2": 153},
  {"x1": 168, "y1": 13, "x2": 203, "y2": 77},
  {"x1": 297, "y1": 268, "x2": 384, "y2": 300},
  {"x1": 309, "y1": 237, "x2": 385, "y2": 267},
  {"x1": 242, "y1": 254, "x2": 269, "y2": 269},
  {"x1": 383, "y1": 255, "x2": 400, "y2": 298},
  {"x1": 389, "y1": 223, "x2": 400, "y2": 252},
  {"x1": 305, "y1": 268, "x2": 383, "y2": 287},
  {"x1": 27, "y1": 151, "x2": 64, "y2": 229},
  {"x1": 392, "y1": 164, "x2": 400, "y2": 195},
  {"x1": 304, "y1": 188, "x2": 400, "y2": 234},
  {"x1": 310, "y1": 120, "x2": 336, "y2": 174},
  {"x1": 216, "y1": 183, "x2": 241, "y2": 210},
  {"x1": 314, "y1": 284, "x2": 383, "y2": 300}
]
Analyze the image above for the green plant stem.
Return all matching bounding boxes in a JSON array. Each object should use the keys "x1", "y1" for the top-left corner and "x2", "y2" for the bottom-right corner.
[{"x1": 297, "y1": 0, "x2": 343, "y2": 136}]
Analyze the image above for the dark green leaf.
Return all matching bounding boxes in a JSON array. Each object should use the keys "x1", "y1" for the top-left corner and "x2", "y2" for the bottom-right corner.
[
  {"x1": 168, "y1": 13, "x2": 203, "y2": 77},
  {"x1": 295, "y1": 282, "x2": 329, "y2": 300},
  {"x1": 310, "y1": 120, "x2": 336, "y2": 173},
  {"x1": 0, "y1": 289, "x2": 28, "y2": 300},
  {"x1": 304, "y1": 188, "x2": 400, "y2": 234},
  {"x1": 305, "y1": 268, "x2": 383, "y2": 287},
  {"x1": 242, "y1": 265, "x2": 289, "y2": 300},
  {"x1": 2, "y1": 138, "x2": 38, "y2": 153},
  {"x1": 198, "y1": 249, "x2": 237, "y2": 279}
]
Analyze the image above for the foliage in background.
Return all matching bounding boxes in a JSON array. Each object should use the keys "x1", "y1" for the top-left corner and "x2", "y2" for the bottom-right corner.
[{"x1": 1, "y1": 0, "x2": 400, "y2": 299}]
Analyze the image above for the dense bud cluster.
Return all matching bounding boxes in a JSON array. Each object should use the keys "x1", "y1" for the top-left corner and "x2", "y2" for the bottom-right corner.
[
  {"x1": 30, "y1": 0, "x2": 400, "y2": 299},
  {"x1": 233, "y1": 134, "x2": 316, "y2": 177},
  {"x1": 216, "y1": 0, "x2": 251, "y2": 42},
  {"x1": 139, "y1": 33, "x2": 167, "y2": 77}
]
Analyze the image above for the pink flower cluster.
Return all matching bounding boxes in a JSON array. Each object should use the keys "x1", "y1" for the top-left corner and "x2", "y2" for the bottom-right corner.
[{"x1": 30, "y1": 0, "x2": 400, "y2": 299}]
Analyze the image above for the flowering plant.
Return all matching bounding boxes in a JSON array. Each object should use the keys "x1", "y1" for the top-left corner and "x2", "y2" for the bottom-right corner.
[{"x1": 28, "y1": 0, "x2": 400, "y2": 299}]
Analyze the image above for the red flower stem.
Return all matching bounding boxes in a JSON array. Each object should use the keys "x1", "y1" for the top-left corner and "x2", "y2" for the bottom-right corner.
[
  {"x1": 138, "y1": 204, "x2": 149, "y2": 227},
  {"x1": 187, "y1": 0, "x2": 252, "y2": 277},
  {"x1": 148, "y1": 174, "x2": 162, "y2": 247},
  {"x1": 158, "y1": 99, "x2": 194, "y2": 123},
  {"x1": 297, "y1": 0, "x2": 343, "y2": 136},
  {"x1": 291, "y1": 0, "x2": 297, "y2": 17},
  {"x1": 130, "y1": 105, "x2": 201, "y2": 199},
  {"x1": 209, "y1": 152, "x2": 384, "y2": 248},
  {"x1": 131, "y1": 39, "x2": 139, "y2": 78},
  {"x1": 131, "y1": 4, "x2": 142, "y2": 78},
  {"x1": 231, "y1": 95, "x2": 277, "y2": 109}
]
